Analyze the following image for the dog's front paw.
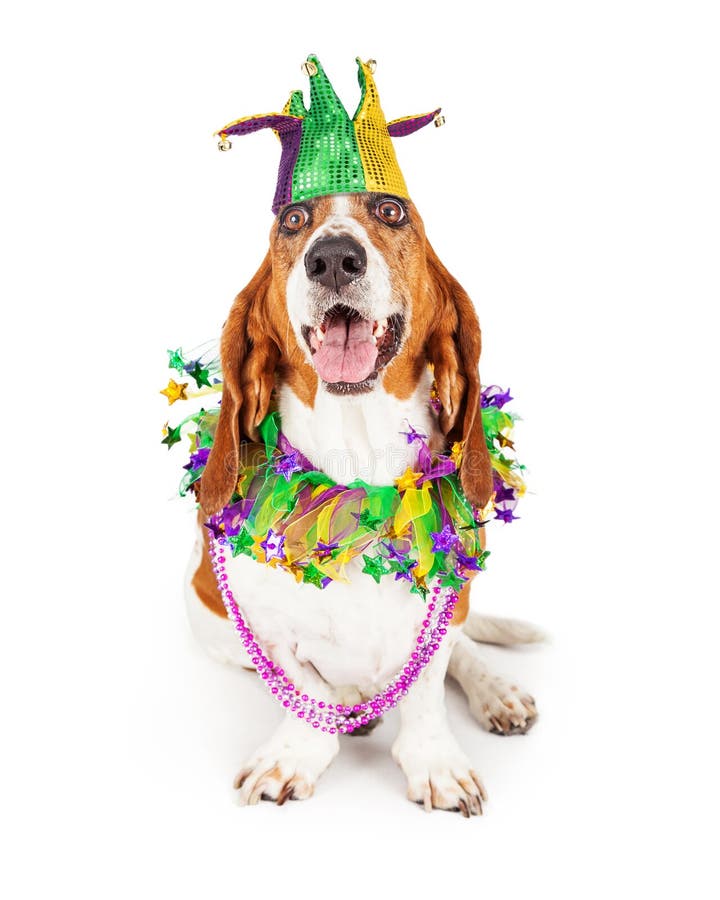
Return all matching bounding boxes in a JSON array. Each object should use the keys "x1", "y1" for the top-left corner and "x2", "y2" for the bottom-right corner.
[
  {"x1": 234, "y1": 720, "x2": 339, "y2": 806},
  {"x1": 392, "y1": 732, "x2": 487, "y2": 817},
  {"x1": 467, "y1": 677, "x2": 538, "y2": 735}
]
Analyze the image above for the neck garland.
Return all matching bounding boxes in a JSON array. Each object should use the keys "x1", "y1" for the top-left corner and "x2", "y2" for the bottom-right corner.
[{"x1": 161, "y1": 349, "x2": 524, "y2": 595}]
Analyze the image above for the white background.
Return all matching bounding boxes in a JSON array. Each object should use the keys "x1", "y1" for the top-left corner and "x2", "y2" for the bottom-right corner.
[{"x1": 2, "y1": 1, "x2": 718, "y2": 897}]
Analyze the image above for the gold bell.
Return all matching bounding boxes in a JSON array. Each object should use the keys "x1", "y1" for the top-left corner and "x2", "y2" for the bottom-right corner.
[
  {"x1": 301, "y1": 60, "x2": 318, "y2": 77},
  {"x1": 217, "y1": 137, "x2": 232, "y2": 151},
  {"x1": 365, "y1": 59, "x2": 377, "y2": 73},
  {"x1": 434, "y1": 114, "x2": 446, "y2": 128}
]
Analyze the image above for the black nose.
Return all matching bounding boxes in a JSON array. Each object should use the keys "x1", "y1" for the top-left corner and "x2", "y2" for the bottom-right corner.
[{"x1": 304, "y1": 236, "x2": 367, "y2": 290}]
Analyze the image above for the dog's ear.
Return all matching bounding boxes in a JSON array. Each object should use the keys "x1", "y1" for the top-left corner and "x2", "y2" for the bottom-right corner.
[
  {"x1": 424, "y1": 240, "x2": 494, "y2": 508},
  {"x1": 199, "y1": 253, "x2": 280, "y2": 515}
]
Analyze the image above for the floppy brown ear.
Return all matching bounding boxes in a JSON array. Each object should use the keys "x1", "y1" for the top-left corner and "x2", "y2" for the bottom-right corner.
[
  {"x1": 424, "y1": 241, "x2": 494, "y2": 509},
  {"x1": 198, "y1": 253, "x2": 279, "y2": 515}
]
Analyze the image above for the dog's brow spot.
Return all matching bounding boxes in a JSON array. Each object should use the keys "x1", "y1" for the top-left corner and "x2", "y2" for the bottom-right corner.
[{"x1": 332, "y1": 196, "x2": 350, "y2": 217}]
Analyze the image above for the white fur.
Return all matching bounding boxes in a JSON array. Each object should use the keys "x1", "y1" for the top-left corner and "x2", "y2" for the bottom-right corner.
[{"x1": 278, "y1": 370, "x2": 438, "y2": 485}]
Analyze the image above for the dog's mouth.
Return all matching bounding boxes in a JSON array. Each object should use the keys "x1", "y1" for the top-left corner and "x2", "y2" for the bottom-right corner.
[{"x1": 301, "y1": 305, "x2": 404, "y2": 395}]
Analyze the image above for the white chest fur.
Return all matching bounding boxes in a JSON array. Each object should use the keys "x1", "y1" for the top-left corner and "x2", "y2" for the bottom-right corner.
[
  {"x1": 222, "y1": 374, "x2": 443, "y2": 698},
  {"x1": 224, "y1": 552, "x2": 426, "y2": 695},
  {"x1": 278, "y1": 369, "x2": 439, "y2": 485}
]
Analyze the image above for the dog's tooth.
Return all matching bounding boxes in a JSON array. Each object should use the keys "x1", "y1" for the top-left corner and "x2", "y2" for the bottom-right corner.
[{"x1": 314, "y1": 326, "x2": 325, "y2": 343}]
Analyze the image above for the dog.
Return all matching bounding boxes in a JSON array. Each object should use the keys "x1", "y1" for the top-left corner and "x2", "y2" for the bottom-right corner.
[{"x1": 184, "y1": 190, "x2": 541, "y2": 816}]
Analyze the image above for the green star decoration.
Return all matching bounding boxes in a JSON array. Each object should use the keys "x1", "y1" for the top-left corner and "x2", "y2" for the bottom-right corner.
[
  {"x1": 161, "y1": 422, "x2": 183, "y2": 449},
  {"x1": 439, "y1": 570, "x2": 466, "y2": 590},
  {"x1": 302, "y1": 563, "x2": 326, "y2": 588},
  {"x1": 188, "y1": 362, "x2": 212, "y2": 389},
  {"x1": 227, "y1": 530, "x2": 254, "y2": 558},
  {"x1": 410, "y1": 581, "x2": 429, "y2": 599},
  {"x1": 361, "y1": 554, "x2": 390, "y2": 584},
  {"x1": 167, "y1": 348, "x2": 186, "y2": 374},
  {"x1": 389, "y1": 558, "x2": 417, "y2": 579},
  {"x1": 357, "y1": 509, "x2": 386, "y2": 530}
]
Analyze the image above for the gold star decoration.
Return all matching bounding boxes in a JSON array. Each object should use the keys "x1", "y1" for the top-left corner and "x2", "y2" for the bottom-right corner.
[
  {"x1": 450, "y1": 441, "x2": 464, "y2": 466},
  {"x1": 496, "y1": 432, "x2": 515, "y2": 450},
  {"x1": 160, "y1": 379, "x2": 189, "y2": 405},
  {"x1": 413, "y1": 573, "x2": 428, "y2": 591},
  {"x1": 395, "y1": 468, "x2": 423, "y2": 492},
  {"x1": 286, "y1": 563, "x2": 306, "y2": 583}
]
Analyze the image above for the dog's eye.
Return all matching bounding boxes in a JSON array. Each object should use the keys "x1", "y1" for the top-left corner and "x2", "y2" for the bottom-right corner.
[
  {"x1": 375, "y1": 199, "x2": 406, "y2": 226},
  {"x1": 281, "y1": 206, "x2": 309, "y2": 232}
]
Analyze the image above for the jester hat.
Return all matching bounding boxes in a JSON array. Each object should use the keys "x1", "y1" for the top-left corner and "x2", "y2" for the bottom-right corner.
[{"x1": 216, "y1": 54, "x2": 443, "y2": 214}]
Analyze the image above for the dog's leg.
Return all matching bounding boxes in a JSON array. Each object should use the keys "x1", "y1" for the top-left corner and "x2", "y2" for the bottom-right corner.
[
  {"x1": 234, "y1": 713, "x2": 340, "y2": 806},
  {"x1": 448, "y1": 631, "x2": 538, "y2": 735},
  {"x1": 462, "y1": 610, "x2": 546, "y2": 646},
  {"x1": 391, "y1": 627, "x2": 486, "y2": 817}
]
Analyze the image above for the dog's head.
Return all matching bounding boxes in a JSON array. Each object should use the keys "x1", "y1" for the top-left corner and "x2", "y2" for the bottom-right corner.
[{"x1": 199, "y1": 191, "x2": 493, "y2": 514}]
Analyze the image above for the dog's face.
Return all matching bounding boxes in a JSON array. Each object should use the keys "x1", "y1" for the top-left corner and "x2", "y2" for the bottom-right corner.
[
  {"x1": 199, "y1": 191, "x2": 494, "y2": 515},
  {"x1": 268, "y1": 193, "x2": 427, "y2": 396}
]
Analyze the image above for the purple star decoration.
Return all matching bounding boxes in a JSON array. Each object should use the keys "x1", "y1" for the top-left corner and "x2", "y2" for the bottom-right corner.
[
  {"x1": 482, "y1": 386, "x2": 513, "y2": 409},
  {"x1": 314, "y1": 541, "x2": 340, "y2": 559},
  {"x1": 455, "y1": 549, "x2": 484, "y2": 571},
  {"x1": 275, "y1": 450, "x2": 303, "y2": 481},
  {"x1": 260, "y1": 528, "x2": 286, "y2": 561},
  {"x1": 400, "y1": 423, "x2": 428, "y2": 445},
  {"x1": 382, "y1": 541, "x2": 410, "y2": 564},
  {"x1": 429, "y1": 524, "x2": 458, "y2": 553},
  {"x1": 184, "y1": 447, "x2": 210, "y2": 471},
  {"x1": 393, "y1": 560, "x2": 418, "y2": 582}
]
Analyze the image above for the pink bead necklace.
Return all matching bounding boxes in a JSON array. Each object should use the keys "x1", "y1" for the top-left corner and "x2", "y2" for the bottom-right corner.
[{"x1": 209, "y1": 535, "x2": 458, "y2": 734}]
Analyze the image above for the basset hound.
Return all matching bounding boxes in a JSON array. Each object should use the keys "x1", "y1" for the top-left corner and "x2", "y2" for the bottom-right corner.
[{"x1": 185, "y1": 191, "x2": 541, "y2": 816}]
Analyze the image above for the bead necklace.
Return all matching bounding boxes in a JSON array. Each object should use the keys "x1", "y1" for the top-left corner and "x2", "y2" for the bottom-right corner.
[{"x1": 209, "y1": 535, "x2": 458, "y2": 733}]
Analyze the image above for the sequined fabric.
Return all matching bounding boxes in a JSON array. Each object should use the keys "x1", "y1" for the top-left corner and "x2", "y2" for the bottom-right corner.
[{"x1": 216, "y1": 54, "x2": 442, "y2": 214}]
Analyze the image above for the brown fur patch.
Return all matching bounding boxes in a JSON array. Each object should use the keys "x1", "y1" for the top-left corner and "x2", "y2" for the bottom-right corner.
[
  {"x1": 192, "y1": 511, "x2": 228, "y2": 619},
  {"x1": 450, "y1": 528, "x2": 486, "y2": 626}
]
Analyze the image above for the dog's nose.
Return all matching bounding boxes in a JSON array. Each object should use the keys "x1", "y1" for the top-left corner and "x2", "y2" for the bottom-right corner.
[{"x1": 304, "y1": 236, "x2": 367, "y2": 290}]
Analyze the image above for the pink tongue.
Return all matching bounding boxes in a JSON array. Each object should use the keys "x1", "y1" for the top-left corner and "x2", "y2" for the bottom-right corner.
[{"x1": 309, "y1": 317, "x2": 378, "y2": 384}]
